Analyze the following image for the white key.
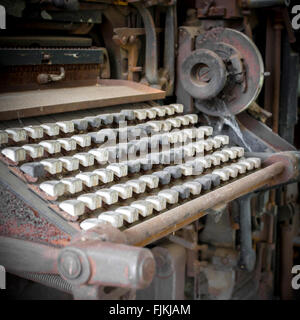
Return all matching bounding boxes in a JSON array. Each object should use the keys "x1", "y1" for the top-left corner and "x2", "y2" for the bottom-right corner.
[
  {"x1": 178, "y1": 164, "x2": 193, "y2": 176},
  {"x1": 214, "y1": 135, "x2": 229, "y2": 146},
  {"x1": 40, "y1": 159, "x2": 62, "y2": 174},
  {"x1": 39, "y1": 140, "x2": 61, "y2": 154},
  {"x1": 72, "y1": 134, "x2": 91, "y2": 148},
  {"x1": 106, "y1": 163, "x2": 128, "y2": 178},
  {"x1": 57, "y1": 138, "x2": 77, "y2": 151},
  {"x1": 200, "y1": 126, "x2": 213, "y2": 136},
  {"x1": 96, "y1": 189, "x2": 118, "y2": 205},
  {"x1": 193, "y1": 157, "x2": 211, "y2": 169},
  {"x1": 185, "y1": 114, "x2": 198, "y2": 124},
  {"x1": 59, "y1": 200, "x2": 85, "y2": 217},
  {"x1": 146, "y1": 196, "x2": 167, "y2": 211},
  {"x1": 5, "y1": 128, "x2": 27, "y2": 142},
  {"x1": 163, "y1": 105, "x2": 175, "y2": 116},
  {"x1": 223, "y1": 166, "x2": 239, "y2": 178},
  {"x1": 23, "y1": 144, "x2": 44, "y2": 159},
  {"x1": 182, "y1": 145, "x2": 195, "y2": 157},
  {"x1": 222, "y1": 148, "x2": 238, "y2": 160},
  {"x1": 184, "y1": 181, "x2": 202, "y2": 195},
  {"x1": 1, "y1": 147, "x2": 26, "y2": 162},
  {"x1": 195, "y1": 128, "x2": 205, "y2": 140},
  {"x1": 40, "y1": 180, "x2": 65, "y2": 197},
  {"x1": 247, "y1": 157, "x2": 261, "y2": 169},
  {"x1": 80, "y1": 218, "x2": 105, "y2": 231},
  {"x1": 176, "y1": 116, "x2": 189, "y2": 126},
  {"x1": 158, "y1": 189, "x2": 179, "y2": 204},
  {"x1": 98, "y1": 211, "x2": 123, "y2": 228},
  {"x1": 230, "y1": 163, "x2": 247, "y2": 174},
  {"x1": 238, "y1": 159, "x2": 254, "y2": 170},
  {"x1": 170, "y1": 103, "x2": 184, "y2": 113},
  {"x1": 24, "y1": 126, "x2": 43, "y2": 139},
  {"x1": 94, "y1": 169, "x2": 114, "y2": 184},
  {"x1": 60, "y1": 156, "x2": 79, "y2": 171},
  {"x1": 134, "y1": 109, "x2": 147, "y2": 120},
  {"x1": 40, "y1": 123, "x2": 59, "y2": 136},
  {"x1": 207, "y1": 137, "x2": 221, "y2": 149},
  {"x1": 115, "y1": 207, "x2": 139, "y2": 223},
  {"x1": 151, "y1": 107, "x2": 166, "y2": 117},
  {"x1": 231, "y1": 147, "x2": 244, "y2": 158},
  {"x1": 0, "y1": 131, "x2": 8, "y2": 144},
  {"x1": 183, "y1": 128, "x2": 196, "y2": 139},
  {"x1": 205, "y1": 154, "x2": 221, "y2": 166},
  {"x1": 160, "y1": 121, "x2": 172, "y2": 132},
  {"x1": 139, "y1": 175, "x2": 159, "y2": 189},
  {"x1": 76, "y1": 172, "x2": 99, "y2": 188},
  {"x1": 201, "y1": 140, "x2": 214, "y2": 151},
  {"x1": 73, "y1": 153, "x2": 94, "y2": 167},
  {"x1": 126, "y1": 180, "x2": 146, "y2": 194},
  {"x1": 61, "y1": 177, "x2": 83, "y2": 194},
  {"x1": 176, "y1": 131, "x2": 188, "y2": 143},
  {"x1": 167, "y1": 132, "x2": 179, "y2": 144},
  {"x1": 147, "y1": 121, "x2": 162, "y2": 132},
  {"x1": 212, "y1": 168, "x2": 230, "y2": 181},
  {"x1": 88, "y1": 149, "x2": 109, "y2": 163},
  {"x1": 145, "y1": 109, "x2": 157, "y2": 119},
  {"x1": 166, "y1": 118, "x2": 181, "y2": 128},
  {"x1": 213, "y1": 151, "x2": 229, "y2": 162},
  {"x1": 78, "y1": 193, "x2": 102, "y2": 210},
  {"x1": 111, "y1": 184, "x2": 133, "y2": 200},
  {"x1": 131, "y1": 200, "x2": 153, "y2": 217},
  {"x1": 56, "y1": 121, "x2": 74, "y2": 134},
  {"x1": 193, "y1": 141, "x2": 205, "y2": 154}
]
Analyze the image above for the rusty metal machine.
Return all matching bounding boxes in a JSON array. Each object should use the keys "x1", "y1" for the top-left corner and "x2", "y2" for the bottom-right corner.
[{"x1": 0, "y1": 0, "x2": 300, "y2": 300}]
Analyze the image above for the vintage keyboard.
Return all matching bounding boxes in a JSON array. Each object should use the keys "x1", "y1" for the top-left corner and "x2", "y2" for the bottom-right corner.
[{"x1": 0, "y1": 103, "x2": 261, "y2": 232}]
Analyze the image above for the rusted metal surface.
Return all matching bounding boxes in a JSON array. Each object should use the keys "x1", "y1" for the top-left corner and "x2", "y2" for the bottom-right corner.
[
  {"x1": 0, "y1": 79, "x2": 166, "y2": 121},
  {"x1": 193, "y1": 27, "x2": 264, "y2": 116},
  {"x1": 0, "y1": 183, "x2": 71, "y2": 246},
  {"x1": 124, "y1": 161, "x2": 286, "y2": 247},
  {"x1": 237, "y1": 112, "x2": 297, "y2": 152}
]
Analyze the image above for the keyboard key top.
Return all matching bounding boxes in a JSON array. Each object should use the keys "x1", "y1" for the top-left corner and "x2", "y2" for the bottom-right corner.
[
  {"x1": 78, "y1": 193, "x2": 102, "y2": 210},
  {"x1": 2, "y1": 147, "x2": 26, "y2": 162},
  {"x1": 59, "y1": 199, "x2": 85, "y2": 217},
  {"x1": 61, "y1": 177, "x2": 83, "y2": 194},
  {"x1": 57, "y1": 138, "x2": 77, "y2": 151},
  {"x1": 40, "y1": 180, "x2": 65, "y2": 197},
  {"x1": 5, "y1": 128, "x2": 27, "y2": 142},
  {"x1": 111, "y1": 184, "x2": 133, "y2": 199},
  {"x1": 39, "y1": 140, "x2": 61, "y2": 154},
  {"x1": 96, "y1": 189, "x2": 118, "y2": 205},
  {"x1": 40, "y1": 159, "x2": 62, "y2": 174},
  {"x1": 40, "y1": 123, "x2": 59, "y2": 136},
  {"x1": 23, "y1": 144, "x2": 44, "y2": 159},
  {"x1": 76, "y1": 172, "x2": 99, "y2": 187},
  {"x1": 131, "y1": 200, "x2": 153, "y2": 217},
  {"x1": 98, "y1": 211, "x2": 123, "y2": 228},
  {"x1": 115, "y1": 206, "x2": 139, "y2": 223},
  {"x1": 60, "y1": 156, "x2": 79, "y2": 171}
]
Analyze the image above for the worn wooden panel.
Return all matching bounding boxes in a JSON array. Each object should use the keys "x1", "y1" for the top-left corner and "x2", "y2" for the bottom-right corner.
[{"x1": 0, "y1": 80, "x2": 166, "y2": 121}]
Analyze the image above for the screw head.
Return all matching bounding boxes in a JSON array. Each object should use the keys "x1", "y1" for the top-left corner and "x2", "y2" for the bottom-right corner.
[{"x1": 59, "y1": 250, "x2": 82, "y2": 280}]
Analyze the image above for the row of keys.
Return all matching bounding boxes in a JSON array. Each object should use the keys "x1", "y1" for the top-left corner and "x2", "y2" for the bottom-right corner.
[
  {"x1": 0, "y1": 104, "x2": 184, "y2": 144},
  {"x1": 1, "y1": 115, "x2": 200, "y2": 163},
  {"x1": 79, "y1": 158, "x2": 261, "y2": 230},
  {"x1": 31, "y1": 137, "x2": 233, "y2": 184},
  {"x1": 53, "y1": 153, "x2": 255, "y2": 217}
]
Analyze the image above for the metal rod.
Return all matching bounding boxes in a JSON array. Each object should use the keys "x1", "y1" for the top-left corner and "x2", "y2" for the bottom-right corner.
[
  {"x1": 134, "y1": 3, "x2": 159, "y2": 86},
  {"x1": 124, "y1": 162, "x2": 285, "y2": 247}
]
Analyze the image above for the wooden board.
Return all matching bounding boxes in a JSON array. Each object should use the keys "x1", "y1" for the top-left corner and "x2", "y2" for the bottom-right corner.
[{"x1": 0, "y1": 80, "x2": 166, "y2": 121}]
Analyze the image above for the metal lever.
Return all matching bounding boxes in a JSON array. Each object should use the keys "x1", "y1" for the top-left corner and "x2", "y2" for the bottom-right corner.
[
  {"x1": 37, "y1": 67, "x2": 65, "y2": 85},
  {"x1": 237, "y1": 194, "x2": 256, "y2": 272}
]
